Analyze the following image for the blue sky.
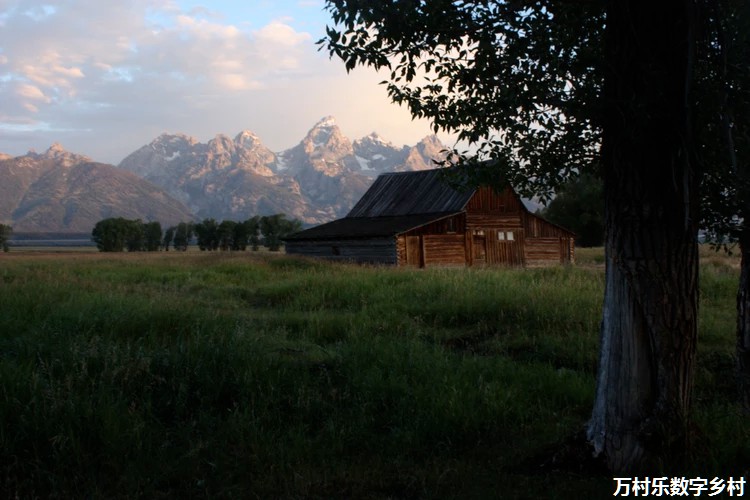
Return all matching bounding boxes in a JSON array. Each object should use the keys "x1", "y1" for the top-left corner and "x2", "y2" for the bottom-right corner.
[{"x1": 0, "y1": 0, "x2": 440, "y2": 163}]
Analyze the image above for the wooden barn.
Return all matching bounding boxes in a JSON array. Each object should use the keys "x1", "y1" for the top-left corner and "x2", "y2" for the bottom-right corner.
[{"x1": 284, "y1": 168, "x2": 575, "y2": 267}]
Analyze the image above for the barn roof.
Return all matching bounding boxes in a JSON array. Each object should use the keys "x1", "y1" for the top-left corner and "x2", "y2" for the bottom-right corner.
[
  {"x1": 284, "y1": 167, "x2": 575, "y2": 242},
  {"x1": 346, "y1": 168, "x2": 475, "y2": 217},
  {"x1": 284, "y1": 212, "x2": 460, "y2": 241}
]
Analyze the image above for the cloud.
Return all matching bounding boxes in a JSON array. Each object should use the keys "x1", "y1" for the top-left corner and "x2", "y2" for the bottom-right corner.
[
  {"x1": 0, "y1": 1, "x2": 316, "y2": 111},
  {"x1": 0, "y1": 0, "x2": 440, "y2": 163}
]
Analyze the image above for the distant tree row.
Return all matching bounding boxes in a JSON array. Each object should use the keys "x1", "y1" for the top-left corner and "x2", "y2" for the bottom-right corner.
[
  {"x1": 91, "y1": 218, "x2": 163, "y2": 252},
  {"x1": 91, "y1": 215, "x2": 302, "y2": 253},
  {"x1": 0, "y1": 224, "x2": 12, "y2": 252}
]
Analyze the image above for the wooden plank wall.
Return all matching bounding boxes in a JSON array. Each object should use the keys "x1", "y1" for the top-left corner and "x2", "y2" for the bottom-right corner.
[
  {"x1": 523, "y1": 212, "x2": 573, "y2": 238},
  {"x1": 286, "y1": 185, "x2": 574, "y2": 268},
  {"x1": 285, "y1": 238, "x2": 397, "y2": 264},
  {"x1": 483, "y1": 229, "x2": 524, "y2": 266},
  {"x1": 464, "y1": 186, "x2": 523, "y2": 213},
  {"x1": 423, "y1": 234, "x2": 466, "y2": 266},
  {"x1": 406, "y1": 214, "x2": 465, "y2": 236},
  {"x1": 524, "y1": 237, "x2": 568, "y2": 267},
  {"x1": 397, "y1": 234, "x2": 466, "y2": 267}
]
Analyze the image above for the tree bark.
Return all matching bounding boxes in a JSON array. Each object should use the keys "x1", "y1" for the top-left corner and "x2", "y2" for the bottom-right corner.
[
  {"x1": 738, "y1": 235, "x2": 750, "y2": 411},
  {"x1": 587, "y1": 1, "x2": 700, "y2": 473}
]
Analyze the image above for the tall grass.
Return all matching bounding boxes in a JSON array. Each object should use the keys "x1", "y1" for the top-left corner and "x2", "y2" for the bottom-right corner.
[{"x1": 0, "y1": 249, "x2": 745, "y2": 498}]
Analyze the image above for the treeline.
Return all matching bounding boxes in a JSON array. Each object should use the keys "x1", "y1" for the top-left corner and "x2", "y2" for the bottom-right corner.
[
  {"x1": 91, "y1": 215, "x2": 302, "y2": 253},
  {"x1": 0, "y1": 224, "x2": 12, "y2": 252}
]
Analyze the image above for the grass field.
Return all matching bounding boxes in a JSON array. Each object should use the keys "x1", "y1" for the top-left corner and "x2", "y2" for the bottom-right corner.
[{"x1": 0, "y1": 247, "x2": 747, "y2": 498}]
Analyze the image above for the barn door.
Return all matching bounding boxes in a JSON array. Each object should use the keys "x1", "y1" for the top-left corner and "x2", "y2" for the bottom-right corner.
[{"x1": 405, "y1": 236, "x2": 423, "y2": 267}]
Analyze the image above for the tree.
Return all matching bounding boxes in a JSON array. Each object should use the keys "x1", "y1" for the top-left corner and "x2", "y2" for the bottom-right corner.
[
  {"x1": 321, "y1": 0, "x2": 709, "y2": 471},
  {"x1": 695, "y1": 1, "x2": 750, "y2": 410},
  {"x1": 92, "y1": 218, "x2": 153, "y2": 252},
  {"x1": 217, "y1": 220, "x2": 237, "y2": 251},
  {"x1": 260, "y1": 214, "x2": 302, "y2": 252},
  {"x1": 232, "y1": 219, "x2": 251, "y2": 251},
  {"x1": 92, "y1": 218, "x2": 130, "y2": 252},
  {"x1": 0, "y1": 224, "x2": 11, "y2": 252},
  {"x1": 162, "y1": 226, "x2": 175, "y2": 252},
  {"x1": 143, "y1": 221, "x2": 163, "y2": 252},
  {"x1": 173, "y1": 222, "x2": 193, "y2": 251},
  {"x1": 541, "y1": 173, "x2": 604, "y2": 247},
  {"x1": 245, "y1": 216, "x2": 261, "y2": 251},
  {"x1": 194, "y1": 218, "x2": 219, "y2": 251},
  {"x1": 124, "y1": 219, "x2": 145, "y2": 252}
]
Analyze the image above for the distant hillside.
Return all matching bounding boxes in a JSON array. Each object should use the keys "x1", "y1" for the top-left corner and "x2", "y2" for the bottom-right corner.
[
  {"x1": 0, "y1": 144, "x2": 193, "y2": 232},
  {"x1": 1, "y1": 117, "x2": 449, "y2": 232}
]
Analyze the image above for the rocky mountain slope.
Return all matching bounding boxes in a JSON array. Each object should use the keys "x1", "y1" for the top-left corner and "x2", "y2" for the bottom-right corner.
[
  {"x1": 0, "y1": 144, "x2": 193, "y2": 232},
  {"x1": 1, "y1": 117, "x2": 448, "y2": 232},
  {"x1": 119, "y1": 116, "x2": 447, "y2": 223}
]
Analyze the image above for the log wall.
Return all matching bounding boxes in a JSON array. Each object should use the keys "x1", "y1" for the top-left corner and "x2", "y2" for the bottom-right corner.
[
  {"x1": 285, "y1": 238, "x2": 397, "y2": 264},
  {"x1": 287, "y1": 185, "x2": 574, "y2": 268}
]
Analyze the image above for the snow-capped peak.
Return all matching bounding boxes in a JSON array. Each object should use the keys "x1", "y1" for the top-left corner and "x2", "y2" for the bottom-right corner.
[{"x1": 313, "y1": 115, "x2": 337, "y2": 129}]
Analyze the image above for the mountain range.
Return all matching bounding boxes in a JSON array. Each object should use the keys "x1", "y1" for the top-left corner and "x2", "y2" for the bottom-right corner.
[{"x1": 1, "y1": 117, "x2": 447, "y2": 232}]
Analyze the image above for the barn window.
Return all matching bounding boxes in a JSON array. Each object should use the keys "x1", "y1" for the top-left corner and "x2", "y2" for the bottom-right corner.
[
  {"x1": 507, "y1": 231, "x2": 515, "y2": 241},
  {"x1": 498, "y1": 231, "x2": 514, "y2": 241},
  {"x1": 497, "y1": 231, "x2": 505, "y2": 241},
  {"x1": 473, "y1": 229, "x2": 485, "y2": 236},
  {"x1": 446, "y1": 218, "x2": 456, "y2": 233}
]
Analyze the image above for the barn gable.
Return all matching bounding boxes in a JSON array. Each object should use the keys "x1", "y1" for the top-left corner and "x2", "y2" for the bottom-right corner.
[
  {"x1": 347, "y1": 169, "x2": 475, "y2": 217},
  {"x1": 284, "y1": 168, "x2": 575, "y2": 267}
]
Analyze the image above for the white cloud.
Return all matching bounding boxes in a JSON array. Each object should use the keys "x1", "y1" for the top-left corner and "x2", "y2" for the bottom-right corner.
[
  {"x1": 0, "y1": 0, "x2": 440, "y2": 162},
  {"x1": 16, "y1": 83, "x2": 49, "y2": 102}
]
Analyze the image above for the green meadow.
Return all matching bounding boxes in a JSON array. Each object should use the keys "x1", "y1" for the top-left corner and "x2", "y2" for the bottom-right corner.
[{"x1": 0, "y1": 248, "x2": 747, "y2": 498}]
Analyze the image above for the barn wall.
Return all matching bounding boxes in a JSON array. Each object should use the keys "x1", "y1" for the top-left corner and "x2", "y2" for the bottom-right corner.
[
  {"x1": 286, "y1": 184, "x2": 575, "y2": 268},
  {"x1": 424, "y1": 234, "x2": 466, "y2": 266},
  {"x1": 523, "y1": 212, "x2": 574, "y2": 238},
  {"x1": 464, "y1": 186, "x2": 523, "y2": 213},
  {"x1": 285, "y1": 238, "x2": 397, "y2": 264},
  {"x1": 483, "y1": 229, "x2": 524, "y2": 266},
  {"x1": 406, "y1": 213, "x2": 466, "y2": 236},
  {"x1": 397, "y1": 234, "x2": 467, "y2": 267},
  {"x1": 524, "y1": 237, "x2": 573, "y2": 267}
]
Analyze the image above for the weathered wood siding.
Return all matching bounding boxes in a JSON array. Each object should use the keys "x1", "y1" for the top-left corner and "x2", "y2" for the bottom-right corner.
[
  {"x1": 465, "y1": 186, "x2": 524, "y2": 213},
  {"x1": 463, "y1": 187, "x2": 575, "y2": 266},
  {"x1": 406, "y1": 213, "x2": 466, "y2": 236},
  {"x1": 424, "y1": 234, "x2": 466, "y2": 266},
  {"x1": 286, "y1": 181, "x2": 574, "y2": 268},
  {"x1": 524, "y1": 237, "x2": 573, "y2": 267},
  {"x1": 397, "y1": 234, "x2": 466, "y2": 267},
  {"x1": 285, "y1": 238, "x2": 396, "y2": 264}
]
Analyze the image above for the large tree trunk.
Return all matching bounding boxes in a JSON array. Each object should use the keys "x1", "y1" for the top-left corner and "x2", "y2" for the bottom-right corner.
[
  {"x1": 587, "y1": 1, "x2": 700, "y2": 473},
  {"x1": 738, "y1": 236, "x2": 750, "y2": 411}
]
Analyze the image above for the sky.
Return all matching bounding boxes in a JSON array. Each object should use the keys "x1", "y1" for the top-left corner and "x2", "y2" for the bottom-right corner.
[{"x1": 0, "y1": 0, "x2": 442, "y2": 164}]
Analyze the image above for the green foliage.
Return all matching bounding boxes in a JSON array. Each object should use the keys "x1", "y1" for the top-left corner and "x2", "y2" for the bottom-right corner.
[
  {"x1": 217, "y1": 220, "x2": 236, "y2": 251},
  {"x1": 172, "y1": 222, "x2": 193, "y2": 251},
  {"x1": 0, "y1": 223, "x2": 11, "y2": 252},
  {"x1": 698, "y1": 2, "x2": 750, "y2": 244},
  {"x1": 0, "y1": 252, "x2": 742, "y2": 497},
  {"x1": 541, "y1": 173, "x2": 604, "y2": 247},
  {"x1": 320, "y1": 0, "x2": 604, "y2": 199},
  {"x1": 194, "y1": 218, "x2": 219, "y2": 251},
  {"x1": 124, "y1": 219, "x2": 145, "y2": 252},
  {"x1": 246, "y1": 215, "x2": 261, "y2": 251},
  {"x1": 188, "y1": 216, "x2": 303, "y2": 252},
  {"x1": 143, "y1": 221, "x2": 162, "y2": 251},
  {"x1": 260, "y1": 214, "x2": 302, "y2": 251},
  {"x1": 92, "y1": 218, "x2": 162, "y2": 252},
  {"x1": 162, "y1": 226, "x2": 175, "y2": 251}
]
